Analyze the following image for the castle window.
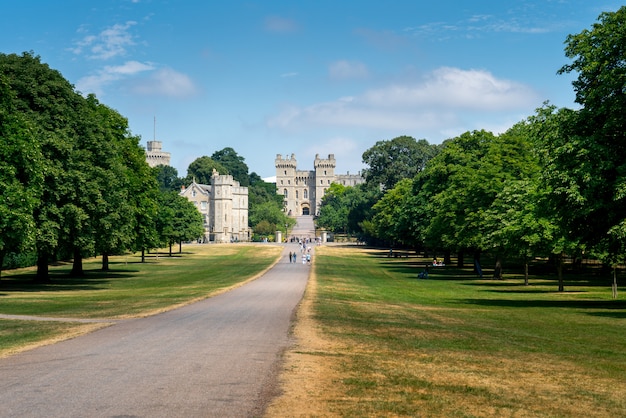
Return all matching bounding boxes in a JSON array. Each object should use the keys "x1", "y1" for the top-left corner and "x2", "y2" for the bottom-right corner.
[
  {"x1": 284, "y1": 189, "x2": 288, "y2": 198},
  {"x1": 296, "y1": 190, "x2": 299, "y2": 199},
  {"x1": 284, "y1": 170, "x2": 287, "y2": 175},
  {"x1": 304, "y1": 189, "x2": 308, "y2": 199}
]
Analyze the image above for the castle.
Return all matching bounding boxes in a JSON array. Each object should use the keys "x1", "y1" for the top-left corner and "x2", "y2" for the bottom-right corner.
[
  {"x1": 179, "y1": 170, "x2": 250, "y2": 243},
  {"x1": 275, "y1": 153, "x2": 365, "y2": 217}
]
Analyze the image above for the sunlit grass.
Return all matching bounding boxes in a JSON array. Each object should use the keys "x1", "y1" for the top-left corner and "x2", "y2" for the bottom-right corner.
[{"x1": 308, "y1": 246, "x2": 626, "y2": 417}]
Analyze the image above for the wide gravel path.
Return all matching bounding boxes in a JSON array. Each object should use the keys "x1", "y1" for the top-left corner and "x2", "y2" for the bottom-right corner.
[{"x1": 0, "y1": 235, "x2": 313, "y2": 417}]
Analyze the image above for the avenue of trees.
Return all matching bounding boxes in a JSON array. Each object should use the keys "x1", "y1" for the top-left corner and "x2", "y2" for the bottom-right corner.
[
  {"x1": 316, "y1": 7, "x2": 626, "y2": 295},
  {"x1": 0, "y1": 52, "x2": 205, "y2": 279}
]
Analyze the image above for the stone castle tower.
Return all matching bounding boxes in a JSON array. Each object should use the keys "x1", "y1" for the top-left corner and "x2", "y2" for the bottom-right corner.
[
  {"x1": 145, "y1": 140, "x2": 171, "y2": 167},
  {"x1": 275, "y1": 153, "x2": 364, "y2": 217}
]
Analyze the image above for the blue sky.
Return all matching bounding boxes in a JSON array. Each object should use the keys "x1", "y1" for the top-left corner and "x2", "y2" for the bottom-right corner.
[{"x1": 1, "y1": 1, "x2": 622, "y2": 179}]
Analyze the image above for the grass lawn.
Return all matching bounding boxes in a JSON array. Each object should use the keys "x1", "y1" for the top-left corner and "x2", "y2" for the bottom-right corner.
[
  {"x1": 0, "y1": 244, "x2": 282, "y2": 357},
  {"x1": 271, "y1": 245, "x2": 626, "y2": 417}
]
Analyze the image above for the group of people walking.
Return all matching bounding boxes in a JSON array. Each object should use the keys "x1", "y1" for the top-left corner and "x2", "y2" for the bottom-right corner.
[{"x1": 288, "y1": 246, "x2": 311, "y2": 265}]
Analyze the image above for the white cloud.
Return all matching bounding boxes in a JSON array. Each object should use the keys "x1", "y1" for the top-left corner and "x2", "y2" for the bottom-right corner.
[
  {"x1": 329, "y1": 60, "x2": 369, "y2": 80},
  {"x1": 76, "y1": 60, "x2": 154, "y2": 96},
  {"x1": 132, "y1": 68, "x2": 198, "y2": 98},
  {"x1": 71, "y1": 21, "x2": 137, "y2": 60},
  {"x1": 267, "y1": 67, "x2": 539, "y2": 141},
  {"x1": 363, "y1": 67, "x2": 536, "y2": 110}
]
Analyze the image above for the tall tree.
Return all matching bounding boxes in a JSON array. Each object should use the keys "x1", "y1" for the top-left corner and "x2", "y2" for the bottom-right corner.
[
  {"x1": 0, "y1": 52, "x2": 86, "y2": 280},
  {"x1": 558, "y1": 7, "x2": 626, "y2": 291},
  {"x1": 0, "y1": 74, "x2": 43, "y2": 277},
  {"x1": 154, "y1": 164, "x2": 184, "y2": 192},
  {"x1": 185, "y1": 156, "x2": 228, "y2": 185},
  {"x1": 211, "y1": 147, "x2": 250, "y2": 186},
  {"x1": 362, "y1": 136, "x2": 439, "y2": 191}
]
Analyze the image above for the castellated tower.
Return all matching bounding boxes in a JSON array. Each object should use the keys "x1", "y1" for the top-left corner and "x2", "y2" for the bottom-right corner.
[
  {"x1": 314, "y1": 153, "x2": 336, "y2": 215},
  {"x1": 210, "y1": 170, "x2": 249, "y2": 243},
  {"x1": 276, "y1": 153, "x2": 362, "y2": 217},
  {"x1": 145, "y1": 140, "x2": 171, "y2": 167},
  {"x1": 275, "y1": 154, "x2": 299, "y2": 216}
]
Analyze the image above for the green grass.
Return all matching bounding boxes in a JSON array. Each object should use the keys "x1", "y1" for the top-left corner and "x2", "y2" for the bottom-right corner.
[
  {"x1": 0, "y1": 244, "x2": 281, "y2": 356},
  {"x1": 311, "y1": 246, "x2": 626, "y2": 417}
]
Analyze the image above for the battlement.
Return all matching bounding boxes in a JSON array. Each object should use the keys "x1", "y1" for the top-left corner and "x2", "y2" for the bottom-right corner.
[{"x1": 275, "y1": 153, "x2": 297, "y2": 169}]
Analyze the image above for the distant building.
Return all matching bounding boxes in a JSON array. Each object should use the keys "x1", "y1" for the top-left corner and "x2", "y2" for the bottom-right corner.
[
  {"x1": 180, "y1": 170, "x2": 250, "y2": 243},
  {"x1": 275, "y1": 153, "x2": 364, "y2": 217},
  {"x1": 145, "y1": 140, "x2": 171, "y2": 167}
]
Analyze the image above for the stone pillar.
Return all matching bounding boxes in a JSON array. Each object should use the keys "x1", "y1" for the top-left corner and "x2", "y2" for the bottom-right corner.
[
  {"x1": 275, "y1": 231, "x2": 283, "y2": 243},
  {"x1": 321, "y1": 231, "x2": 328, "y2": 243}
]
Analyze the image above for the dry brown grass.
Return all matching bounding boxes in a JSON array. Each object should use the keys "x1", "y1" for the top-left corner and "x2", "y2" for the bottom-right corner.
[{"x1": 265, "y1": 257, "x2": 347, "y2": 417}]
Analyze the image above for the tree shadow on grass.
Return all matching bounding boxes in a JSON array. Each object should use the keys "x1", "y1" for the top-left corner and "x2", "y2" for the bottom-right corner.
[
  {"x1": 0, "y1": 268, "x2": 139, "y2": 292},
  {"x1": 458, "y1": 297, "x2": 626, "y2": 318}
]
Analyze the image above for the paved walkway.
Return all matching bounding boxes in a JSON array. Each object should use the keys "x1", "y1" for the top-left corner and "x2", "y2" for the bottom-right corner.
[{"x1": 0, "y1": 217, "x2": 316, "y2": 418}]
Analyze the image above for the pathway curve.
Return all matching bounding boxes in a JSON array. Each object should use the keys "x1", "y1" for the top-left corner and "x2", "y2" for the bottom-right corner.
[{"x1": 0, "y1": 217, "x2": 316, "y2": 418}]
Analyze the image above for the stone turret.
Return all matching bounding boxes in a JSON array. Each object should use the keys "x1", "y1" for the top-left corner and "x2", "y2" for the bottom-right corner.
[{"x1": 145, "y1": 140, "x2": 171, "y2": 167}]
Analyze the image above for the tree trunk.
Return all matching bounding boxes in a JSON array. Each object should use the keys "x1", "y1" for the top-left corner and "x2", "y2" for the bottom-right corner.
[
  {"x1": 444, "y1": 250, "x2": 452, "y2": 265},
  {"x1": 71, "y1": 248, "x2": 84, "y2": 277},
  {"x1": 169, "y1": 243, "x2": 173, "y2": 257},
  {"x1": 524, "y1": 260, "x2": 529, "y2": 286},
  {"x1": 557, "y1": 253, "x2": 564, "y2": 292},
  {"x1": 457, "y1": 250, "x2": 464, "y2": 268},
  {"x1": 473, "y1": 250, "x2": 483, "y2": 278},
  {"x1": 36, "y1": 252, "x2": 50, "y2": 281},
  {"x1": 102, "y1": 253, "x2": 110, "y2": 271},
  {"x1": 493, "y1": 255, "x2": 503, "y2": 279},
  {"x1": 0, "y1": 250, "x2": 4, "y2": 280},
  {"x1": 141, "y1": 248, "x2": 146, "y2": 263},
  {"x1": 612, "y1": 267, "x2": 618, "y2": 299}
]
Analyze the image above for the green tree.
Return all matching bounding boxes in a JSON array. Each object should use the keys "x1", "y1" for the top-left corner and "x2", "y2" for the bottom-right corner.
[
  {"x1": 212, "y1": 147, "x2": 250, "y2": 186},
  {"x1": 558, "y1": 7, "x2": 626, "y2": 294},
  {"x1": 316, "y1": 183, "x2": 349, "y2": 234},
  {"x1": 154, "y1": 164, "x2": 184, "y2": 192},
  {"x1": 0, "y1": 74, "x2": 43, "y2": 277},
  {"x1": 362, "y1": 136, "x2": 439, "y2": 191},
  {"x1": 528, "y1": 105, "x2": 586, "y2": 291},
  {"x1": 370, "y1": 178, "x2": 416, "y2": 247},
  {"x1": 156, "y1": 192, "x2": 204, "y2": 256},
  {"x1": 185, "y1": 156, "x2": 228, "y2": 185},
  {"x1": 0, "y1": 52, "x2": 87, "y2": 280}
]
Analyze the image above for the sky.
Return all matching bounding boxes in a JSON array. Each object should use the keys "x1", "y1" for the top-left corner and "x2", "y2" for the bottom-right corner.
[{"x1": 1, "y1": 1, "x2": 622, "y2": 180}]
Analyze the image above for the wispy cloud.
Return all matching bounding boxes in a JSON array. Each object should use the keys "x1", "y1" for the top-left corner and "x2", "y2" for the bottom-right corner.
[
  {"x1": 404, "y1": 11, "x2": 562, "y2": 40},
  {"x1": 329, "y1": 60, "x2": 369, "y2": 80},
  {"x1": 267, "y1": 67, "x2": 540, "y2": 140},
  {"x1": 76, "y1": 60, "x2": 154, "y2": 96},
  {"x1": 71, "y1": 21, "x2": 137, "y2": 60},
  {"x1": 131, "y1": 68, "x2": 198, "y2": 98}
]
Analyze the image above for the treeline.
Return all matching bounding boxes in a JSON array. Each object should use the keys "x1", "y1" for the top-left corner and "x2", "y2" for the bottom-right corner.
[
  {"x1": 0, "y1": 52, "x2": 205, "y2": 279},
  {"x1": 317, "y1": 8, "x2": 626, "y2": 295}
]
